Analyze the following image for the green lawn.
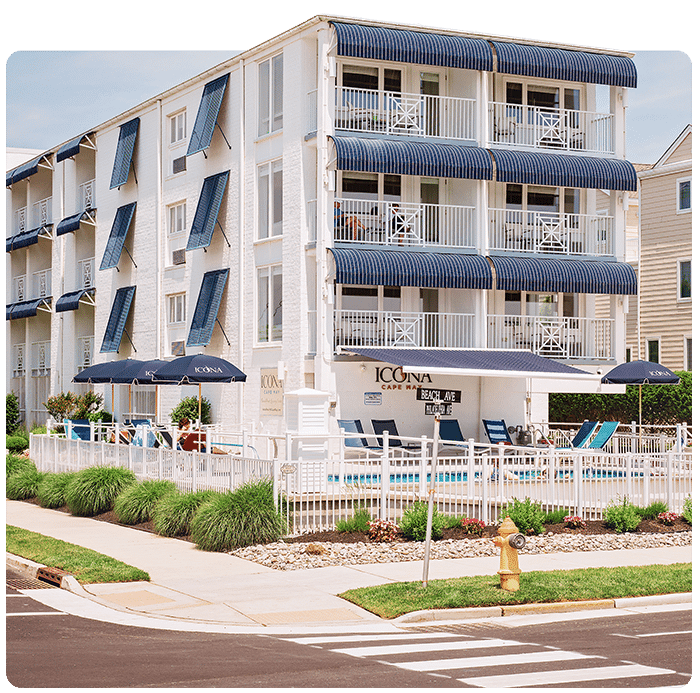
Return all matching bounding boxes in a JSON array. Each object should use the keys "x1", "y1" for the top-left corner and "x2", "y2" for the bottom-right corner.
[
  {"x1": 340, "y1": 563, "x2": 691, "y2": 619},
  {"x1": 6, "y1": 525, "x2": 150, "y2": 584}
]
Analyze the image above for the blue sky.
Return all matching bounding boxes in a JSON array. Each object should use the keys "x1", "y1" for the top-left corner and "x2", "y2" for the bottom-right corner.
[{"x1": 6, "y1": 49, "x2": 690, "y2": 165}]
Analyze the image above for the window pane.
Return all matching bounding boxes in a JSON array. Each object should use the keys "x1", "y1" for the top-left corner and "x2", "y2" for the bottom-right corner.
[
  {"x1": 272, "y1": 54, "x2": 283, "y2": 131},
  {"x1": 342, "y1": 65, "x2": 379, "y2": 90},
  {"x1": 506, "y1": 83, "x2": 522, "y2": 105},
  {"x1": 648, "y1": 340, "x2": 659, "y2": 363},
  {"x1": 258, "y1": 166, "x2": 269, "y2": 238},
  {"x1": 258, "y1": 271, "x2": 269, "y2": 341},
  {"x1": 342, "y1": 172, "x2": 378, "y2": 199},
  {"x1": 272, "y1": 269, "x2": 283, "y2": 341},
  {"x1": 383, "y1": 286, "x2": 401, "y2": 312},
  {"x1": 383, "y1": 174, "x2": 401, "y2": 201},
  {"x1": 341, "y1": 286, "x2": 378, "y2": 311},
  {"x1": 258, "y1": 60, "x2": 270, "y2": 136},
  {"x1": 680, "y1": 260, "x2": 691, "y2": 298},
  {"x1": 272, "y1": 166, "x2": 283, "y2": 234},
  {"x1": 679, "y1": 180, "x2": 691, "y2": 210},
  {"x1": 383, "y1": 69, "x2": 401, "y2": 93}
]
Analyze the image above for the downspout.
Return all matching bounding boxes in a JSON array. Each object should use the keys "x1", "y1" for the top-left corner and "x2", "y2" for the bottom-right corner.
[
  {"x1": 156, "y1": 98, "x2": 163, "y2": 421},
  {"x1": 238, "y1": 64, "x2": 245, "y2": 428}
]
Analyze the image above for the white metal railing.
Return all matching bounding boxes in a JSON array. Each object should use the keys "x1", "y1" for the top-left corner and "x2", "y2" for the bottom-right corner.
[
  {"x1": 489, "y1": 208, "x2": 614, "y2": 256},
  {"x1": 12, "y1": 343, "x2": 26, "y2": 378},
  {"x1": 78, "y1": 257, "x2": 95, "y2": 289},
  {"x1": 12, "y1": 274, "x2": 27, "y2": 303},
  {"x1": 334, "y1": 198, "x2": 476, "y2": 249},
  {"x1": 32, "y1": 269, "x2": 51, "y2": 299},
  {"x1": 489, "y1": 102, "x2": 614, "y2": 154},
  {"x1": 487, "y1": 314, "x2": 613, "y2": 360},
  {"x1": 31, "y1": 340, "x2": 51, "y2": 377},
  {"x1": 76, "y1": 336, "x2": 94, "y2": 373},
  {"x1": 80, "y1": 179, "x2": 96, "y2": 211},
  {"x1": 336, "y1": 87, "x2": 476, "y2": 140},
  {"x1": 32, "y1": 196, "x2": 52, "y2": 227},
  {"x1": 15, "y1": 206, "x2": 27, "y2": 233},
  {"x1": 335, "y1": 310, "x2": 475, "y2": 349}
]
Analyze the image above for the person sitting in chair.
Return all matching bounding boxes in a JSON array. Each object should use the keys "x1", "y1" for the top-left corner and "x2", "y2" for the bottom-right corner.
[{"x1": 334, "y1": 201, "x2": 365, "y2": 239}]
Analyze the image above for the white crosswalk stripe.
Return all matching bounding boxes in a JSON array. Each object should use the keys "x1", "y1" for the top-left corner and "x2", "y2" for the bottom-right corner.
[{"x1": 279, "y1": 630, "x2": 681, "y2": 687}]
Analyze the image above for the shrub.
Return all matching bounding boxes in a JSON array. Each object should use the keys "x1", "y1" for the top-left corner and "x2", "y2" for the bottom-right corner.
[
  {"x1": 44, "y1": 391, "x2": 104, "y2": 425},
  {"x1": 500, "y1": 497, "x2": 545, "y2": 535},
  {"x1": 682, "y1": 496, "x2": 692, "y2": 524},
  {"x1": 6, "y1": 465, "x2": 46, "y2": 500},
  {"x1": 37, "y1": 472, "x2": 78, "y2": 509},
  {"x1": 65, "y1": 466, "x2": 137, "y2": 517},
  {"x1": 657, "y1": 511, "x2": 679, "y2": 526},
  {"x1": 634, "y1": 501, "x2": 668, "y2": 520},
  {"x1": 461, "y1": 518, "x2": 486, "y2": 536},
  {"x1": 190, "y1": 479, "x2": 282, "y2": 551},
  {"x1": 336, "y1": 505, "x2": 372, "y2": 534},
  {"x1": 603, "y1": 497, "x2": 641, "y2": 533},
  {"x1": 399, "y1": 500, "x2": 447, "y2": 541},
  {"x1": 170, "y1": 396, "x2": 212, "y2": 425},
  {"x1": 113, "y1": 480, "x2": 178, "y2": 525},
  {"x1": 6, "y1": 436, "x2": 29, "y2": 454},
  {"x1": 7, "y1": 453, "x2": 34, "y2": 479},
  {"x1": 543, "y1": 508, "x2": 570, "y2": 524},
  {"x1": 367, "y1": 518, "x2": 400, "y2": 542},
  {"x1": 563, "y1": 515, "x2": 587, "y2": 530},
  {"x1": 153, "y1": 490, "x2": 218, "y2": 537},
  {"x1": 6, "y1": 392, "x2": 21, "y2": 436}
]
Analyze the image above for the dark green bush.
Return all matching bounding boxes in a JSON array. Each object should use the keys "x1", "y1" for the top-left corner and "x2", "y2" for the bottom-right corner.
[
  {"x1": 113, "y1": 480, "x2": 178, "y2": 525},
  {"x1": 6, "y1": 392, "x2": 21, "y2": 436},
  {"x1": 633, "y1": 501, "x2": 668, "y2": 520},
  {"x1": 604, "y1": 497, "x2": 641, "y2": 533},
  {"x1": 6, "y1": 435, "x2": 29, "y2": 454},
  {"x1": 65, "y1": 466, "x2": 137, "y2": 517},
  {"x1": 37, "y1": 472, "x2": 78, "y2": 509},
  {"x1": 170, "y1": 396, "x2": 212, "y2": 425},
  {"x1": 399, "y1": 500, "x2": 447, "y2": 541},
  {"x1": 336, "y1": 504, "x2": 372, "y2": 533},
  {"x1": 6, "y1": 465, "x2": 46, "y2": 500},
  {"x1": 152, "y1": 490, "x2": 218, "y2": 537},
  {"x1": 6, "y1": 453, "x2": 35, "y2": 479},
  {"x1": 500, "y1": 497, "x2": 545, "y2": 535},
  {"x1": 543, "y1": 508, "x2": 570, "y2": 524}
]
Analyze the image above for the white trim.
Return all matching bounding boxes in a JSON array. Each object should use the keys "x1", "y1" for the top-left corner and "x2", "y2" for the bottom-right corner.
[
  {"x1": 676, "y1": 176, "x2": 691, "y2": 214},
  {"x1": 677, "y1": 257, "x2": 691, "y2": 302}
]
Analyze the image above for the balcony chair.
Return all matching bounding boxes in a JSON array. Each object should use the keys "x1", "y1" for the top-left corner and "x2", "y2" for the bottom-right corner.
[
  {"x1": 337, "y1": 419, "x2": 384, "y2": 458},
  {"x1": 556, "y1": 420, "x2": 598, "y2": 449},
  {"x1": 371, "y1": 419, "x2": 423, "y2": 453},
  {"x1": 438, "y1": 419, "x2": 489, "y2": 456}
]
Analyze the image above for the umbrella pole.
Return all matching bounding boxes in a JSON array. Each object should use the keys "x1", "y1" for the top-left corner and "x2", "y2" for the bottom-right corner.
[
  {"x1": 638, "y1": 383, "x2": 642, "y2": 451},
  {"x1": 198, "y1": 383, "x2": 202, "y2": 425}
]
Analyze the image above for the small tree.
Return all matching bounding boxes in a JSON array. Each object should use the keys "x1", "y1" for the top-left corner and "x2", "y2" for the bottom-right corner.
[
  {"x1": 44, "y1": 392, "x2": 104, "y2": 424},
  {"x1": 170, "y1": 396, "x2": 212, "y2": 425},
  {"x1": 6, "y1": 392, "x2": 21, "y2": 436}
]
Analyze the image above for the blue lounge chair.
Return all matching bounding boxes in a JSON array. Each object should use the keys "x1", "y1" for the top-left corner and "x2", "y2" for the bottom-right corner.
[
  {"x1": 64, "y1": 419, "x2": 91, "y2": 441},
  {"x1": 338, "y1": 419, "x2": 383, "y2": 456},
  {"x1": 371, "y1": 419, "x2": 422, "y2": 451},
  {"x1": 482, "y1": 419, "x2": 515, "y2": 446},
  {"x1": 439, "y1": 419, "x2": 489, "y2": 455},
  {"x1": 556, "y1": 420, "x2": 599, "y2": 449},
  {"x1": 587, "y1": 421, "x2": 619, "y2": 450}
]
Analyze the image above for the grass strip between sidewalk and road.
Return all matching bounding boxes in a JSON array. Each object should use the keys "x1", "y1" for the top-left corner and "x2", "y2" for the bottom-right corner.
[
  {"x1": 6, "y1": 525, "x2": 150, "y2": 584},
  {"x1": 339, "y1": 563, "x2": 691, "y2": 619}
]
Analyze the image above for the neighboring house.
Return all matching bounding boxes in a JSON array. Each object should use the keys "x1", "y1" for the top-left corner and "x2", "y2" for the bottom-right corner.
[
  {"x1": 6, "y1": 16, "x2": 638, "y2": 438},
  {"x1": 629, "y1": 126, "x2": 692, "y2": 370}
]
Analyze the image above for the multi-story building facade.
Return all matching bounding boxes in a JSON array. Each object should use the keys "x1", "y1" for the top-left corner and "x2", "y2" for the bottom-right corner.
[{"x1": 7, "y1": 16, "x2": 638, "y2": 441}]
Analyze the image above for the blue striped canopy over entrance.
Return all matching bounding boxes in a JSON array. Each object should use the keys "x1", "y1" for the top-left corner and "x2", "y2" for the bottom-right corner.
[
  {"x1": 330, "y1": 247, "x2": 492, "y2": 289},
  {"x1": 331, "y1": 136, "x2": 493, "y2": 180},
  {"x1": 490, "y1": 256, "x2": 637, "y2": 295},
  {"x1": 332, "y1": 21, "x2": 493, "y2": 71},
  {"x1": 488, "y1": 149, "x2": 637, "y2": 191}
]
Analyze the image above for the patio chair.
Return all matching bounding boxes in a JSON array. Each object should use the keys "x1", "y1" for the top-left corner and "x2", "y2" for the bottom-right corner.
[
  {"x1": 64, "y1": 419, "x2": 91, "y2": 441},
  {"x1": 338, "y1": 419, "x2": 383, "y2": 457},
  {"x1": 556, "y1": 420, "x2": 599, "y2": 449},
  {"x1": 131, "y1": 423, "x2": 158, "y2": 448},
  {"x1": 371, "y1": 419, "x2": 422, "y2": 452},
  {"x1": 587, "y1": 421, "x2": 619, "y2": 450},
  {"x1": 438, "y1": 419, "x2": 489, "y2": 455}
]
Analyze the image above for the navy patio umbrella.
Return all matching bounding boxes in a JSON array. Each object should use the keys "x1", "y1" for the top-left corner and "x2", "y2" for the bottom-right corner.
[
  {"x1": 72, "y1": 359, "x2": 144, "y2": 417},
  {"x1": 109, "y1": 359, "x2": 177, "y2": 418},
  {"x1": 601, "y1": 360, "x2": 680, "y2": 440},
  {"x1": 152, "y1": 354, "x2": 246, "y2": 423}
]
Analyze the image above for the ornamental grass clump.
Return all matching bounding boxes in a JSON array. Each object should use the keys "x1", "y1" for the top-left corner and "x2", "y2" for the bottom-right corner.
[
  {"x1": 37, "y1": 472, "x2": 78, "y2": 509},
  {"x1": 152, "y1": 490, "x2": 219, "y2": 537},
  {"x1": 336, "y1": 504, "x2": 372, "y2": 534},
  {"x1": 190, "y1": 479, "x2": 282, "y2": 551},
  {"x1": 399, "y1": 500, "x2": 447, "y2": 540},
  {"x1": 113, "y1": 480, "x2": 178, "y2": 525},
  {"x1": 6, "y1": 453, "x2": 35, "y2": 480},
  {"x1": 6, "y1": 464, "x2": 46, "y2": 500},
  {"x1": 603, "y1": 496, "x2": 640, "y2": 533},
  {"x1": 682, "y1": 496, "x2": 692, "y2": 524},
  {"x1": 65, "y1": 466, "x2": 137, "y2": 517}
]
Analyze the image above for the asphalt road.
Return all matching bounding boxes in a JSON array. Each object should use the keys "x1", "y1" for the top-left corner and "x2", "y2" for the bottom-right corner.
[{"x1": 6, "y1": 567, "x2": 692, "y2": 688}]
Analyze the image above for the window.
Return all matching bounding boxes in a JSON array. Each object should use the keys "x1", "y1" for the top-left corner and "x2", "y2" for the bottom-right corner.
[
  {"x1": 169, "y1": 111, "x2": 187, "y2": 145},
  {"x1": 678, "y1": 260, "x2": 691, "y2": 300},
  {"x1": 168, "y1": 293, "x2": 186, "y2": 325},
  {"x1": 168, "y1": 202, "x2": 187, "y2": 235},
  {"x1": 647, "y1": 339, "x2": 660, "y2": 363},
  {"x1": 258, "y1": 160, "x2": 283, "y2": 239},
  {"x1": 685, "y1": 337, "x2": 692, "y2": 371},
  {"x1": 341, "y1": 65, "x2": 401, "y2": 93},
  {"x1": 258, "y1": 54, "x2": 283, "y2": 137},
  {"x1": 677, "y1": 178, "x2": 691, "y2": 213},
  {"x1": 257, "y1": 266, "x2": 282, "y2": 343}
]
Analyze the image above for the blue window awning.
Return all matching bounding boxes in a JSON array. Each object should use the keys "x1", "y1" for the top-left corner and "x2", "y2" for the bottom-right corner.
[
  {"x1": 109, "y1": 118, "x2": 140, "y2": 189},
  {"x1": 99, "y1": 202, "x2": 136, "y2": 271},
  {"x1": 489, "y1": 149, "x2": 637, "y2": 191},
  {"x1": 186, "y1": 171, "x2": 230, "y2": 251},
  {"x1": 332, "y1": 22, "x2": 493, "y2": 71},
  {"x1": 342, "y1": 347, "x2": 594, "y2": 380},
  {"x1": 186, "y1": 74, "x2": 230, "y2": 157},
  {"x1": 331, "y1": 135, "x2": 493, "y2": 180},
  {"x1": 7, "y1": 228, "x2": 39, "y2": 252},
  {"x1": 187, "y1": 269, "x2": 230, "y2": 347},
  {"x1": 55, "y1": 288, "x2": 96, "y2": 313},
  {"x1": 6, "y1": 153, "x2": 53, "y2": 187},
  {"x1": 492, "y1": 41, "x2": 637, "y2": 88},
  {"x1": 6, "y1": 297, "x2": 52, "y2": 321},
  {"x1": 330, "y1": 248, "x2": 492, "y2": 289},
  {"x1": 490, "y1": 255, "x2": 637, "y2": 295},
  {"x1": 56, "y1": 132, "x2": 95, "y2": 163},
  {"x1": 101, "y1": 286, "x2": 136, "y2": 353},
  {"x1": 56, "y1": 210, "x2": 96, "y2": 237}
]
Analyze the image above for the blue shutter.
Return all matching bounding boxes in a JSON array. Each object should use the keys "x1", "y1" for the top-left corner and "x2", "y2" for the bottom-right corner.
[
  {"x1": 109, "y1": 118, "x2": 140, "y2": 189},
  {"x1": 186, "y1": 74, "x2": 230, "y2": 156},
  {"x1": 186, "y1": 269, "x2": 230, "y2": 347},
  {"x1": 101, "y1": 286, "x2": 136, "y2": 353},
  {"x1": 99, "y1": 202, "x2": 136, "y2": 270},
  {"x1": 185, "y1": 171, "x2": 230, "y2": 251}
]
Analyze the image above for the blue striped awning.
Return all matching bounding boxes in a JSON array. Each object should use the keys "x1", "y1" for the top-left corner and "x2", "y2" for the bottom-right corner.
[
  {"x1": 109, "y1": 118, "x2": 140, "y2": 189},
  {"x1": 332, "y1": 22, "x2": 493, "y2": 71},
  {"x1": 6, "y1": 297, "x2": 52, "y2": 321},
  {"x1": 330, "y1": 248, "x2": 492, "y2": 289},
  {"x1": 6, "y1": 153, "x2": 52, "y2": 187},
  {"x1": 56, "y1": 210, "x2": 94, "y2": 237},
  {"x1": 492, "y1": 42, "x2": 637, "y2": 88},
  {"x1": 331, "y1": 136, "x2": 493, "y2": 180},
  {"x1": 186, "y1": 171, "x2": 230, "y2": 251},
  {"x1": 490, "y1": 256, "x2": 637, "y2": 295},
  {"x1": 186, "y1": 74, "x2": 230, "y2": 157},
  {"x1": 55, "y1": 288, "x2": 95, "y2": 313},
  {"x1": 187, "y1": 269, "x2": 230, "y2": 347},
  {"x1": 101, "y1": 286, "x2": 136, "y2": 353},
  {"x1": 56, "y1": 132, "x2": 94, "y2": 162},
  {"x1": 100, "y1": 202, "x2": 136, "y2": 271},
  {"x1": 489, "y1": 149, "x2": 637, "y2": 191}
]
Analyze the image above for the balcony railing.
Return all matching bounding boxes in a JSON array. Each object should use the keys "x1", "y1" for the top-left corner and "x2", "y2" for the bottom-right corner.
[
  {"x1": 335, "y1": 310, "x2": 475, "y2": 349},
  {"x1": 489, "y1": 209, "x2": 614, "y2": 256},
  {"x1": 32, "y1": 197, "x2": 52, "y2": 227},
  {"x1": 487, "y1": 314, "x2": 613, "y2": 360},
  {"x1": 12, "y1": 274, "x2": 27, "y2": 303},
  {"x1": 79, "y1": 180, "x2": 96, "y2": 211},
  {"x1": 78, "y1": 258, "x2": 95, "y2": 289},
  {"x1": 14, "y1": 206, "x2": 27, "y2": 234},
  {"x1": 33, "y1": 269, "x2": 51, "y2": 299},
  {"x1": 489, "y1": 102, "x2": 614, "y2": 155},
  {"x1": 335, "y1": 199, "x2": 476, "y2": 249},
  {"x1": 336, "y1": 87, "x2": 476, "y2": 140}
]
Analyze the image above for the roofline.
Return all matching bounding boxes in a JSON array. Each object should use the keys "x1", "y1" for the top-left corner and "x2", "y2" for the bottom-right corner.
[{"x1": 648, "y1": 124, "x2": 692, "y2": 169}]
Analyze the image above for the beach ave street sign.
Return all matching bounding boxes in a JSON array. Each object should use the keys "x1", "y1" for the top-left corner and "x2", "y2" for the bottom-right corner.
[{"x1": 416, "y1": 387, "x2": 462, "y2": 403}]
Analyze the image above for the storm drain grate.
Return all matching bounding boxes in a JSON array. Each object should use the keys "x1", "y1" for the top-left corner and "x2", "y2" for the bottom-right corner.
[{"x1": 7, "y1": 576, "x2": 58, "y2": 590}]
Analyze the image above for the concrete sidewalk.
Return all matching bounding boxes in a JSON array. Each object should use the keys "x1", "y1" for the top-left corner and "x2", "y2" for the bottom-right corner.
[{"x1": 6, "y1": 500, "x2": 692, "y2": 630}]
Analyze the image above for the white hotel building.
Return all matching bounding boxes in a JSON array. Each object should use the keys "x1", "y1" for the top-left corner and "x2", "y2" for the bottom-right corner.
[{"x1": 6, "y1": 15, "x2": 637, "y2": 443}]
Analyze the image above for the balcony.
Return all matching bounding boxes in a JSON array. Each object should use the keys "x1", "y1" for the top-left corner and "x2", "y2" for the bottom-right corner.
[
  {"x1": 79, "y1": 179, "x2": 96, "y2": 211},
  {"x1": 334, "y1": 199, "x2": 476, "y2": 249},
  {"x1": 32, "y1": 269, "x2": 52, "y2": 299},
  {"x1": 78, "y1": 257, "x2": 95, "y2": 289},
  {"x1": 32, "y1": 197, "x2": 52, "y2": 227},
  {"x1": 335, "y1": 310, "x2": 475, "y2": 349},
  {"x1": 489, "y1": 102, "x2": 614, "y2": 155},
  {"x1": 489, "y1": 209, "x2": 614, "y2": 256},
  {"x1": 487, "y1": 314, "x2": 613, "y2": 360},
  {"x1": 335, "y1": 87, "x2": 476, "y2": 141},
  {"x1": 12, "y1": 275, "x2": 27, "y2": 303}
]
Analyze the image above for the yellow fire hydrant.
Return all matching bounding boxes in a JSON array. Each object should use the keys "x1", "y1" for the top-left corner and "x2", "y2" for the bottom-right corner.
[{"x1": 493, "y1": 516, "x2": 526, "y2": 591}]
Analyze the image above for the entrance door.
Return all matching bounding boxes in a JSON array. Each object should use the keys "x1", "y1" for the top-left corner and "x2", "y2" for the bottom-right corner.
[
  {"x1": 420, "y1": 288, "x2": 439, "y2": 346},
  {"x1": 420, "y1": 72, "x2": 440, "y2": 137}
]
